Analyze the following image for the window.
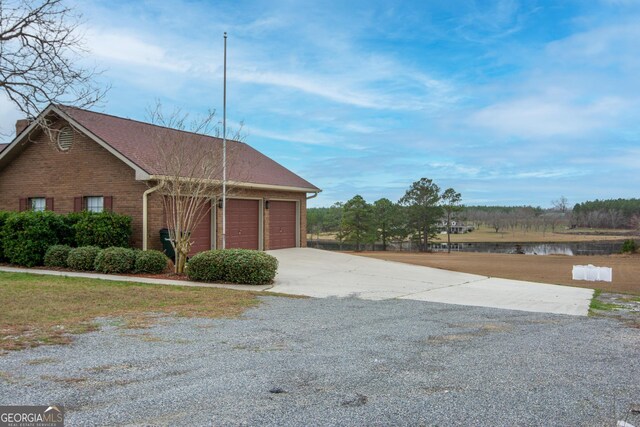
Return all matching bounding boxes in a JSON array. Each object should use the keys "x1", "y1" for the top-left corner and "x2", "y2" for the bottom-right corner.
[
  {"x1": 30, "y1": 197, "x2": 46, "y2": 212},
  {"x1": 86, "y1": 196, "x2": 104, "y2": 213},
  {"x1": 57, "y1": 126, "x2": 74, "y2": 151},
  {"x1": 74, "y1": 196, "x2": 112, "y2": 213}
]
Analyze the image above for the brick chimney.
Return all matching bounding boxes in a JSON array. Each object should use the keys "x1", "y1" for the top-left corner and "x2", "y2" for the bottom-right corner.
[{"x1": 15, "y1": 119, "x2": 30, "y2": 136}]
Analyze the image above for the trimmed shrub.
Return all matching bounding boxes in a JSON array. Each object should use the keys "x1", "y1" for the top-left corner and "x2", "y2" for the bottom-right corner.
[
  {"x1": 621, "y1": 239, "x2": 637, "y2": 254},
  {"x1": 67, "y1": 246, "x2": 102, "y2": 271},
  {"x1": 222, "y1": 249, "x2": 279, "y2": 285},
  {"x1": 2, "y1": 211, "x2": 67, "y2": 267},
  {"x1": 185, "y1": 250, "x2": 226, "y2": 282},
  {"x1": 186, "y1": 249, "x2": 278, "y2": 285},
  {"x1": 0, "y1": 211, "x2": 12, "y2": 262},
  {"x1": 44, "y1": 245, "x2": 72, "y2": 268},
  {"x1": 74, "y1": 212, "x2": 132, "y2": 248},
  {"x1": 135, "y1": 250, "x2": 169, "y2": 274},
  {"x1": 94, "y1": 247, "x2": 137, "y2": 274},
  {"x1": 62, "y1": 212, "x2": 87, "y2": 246}
]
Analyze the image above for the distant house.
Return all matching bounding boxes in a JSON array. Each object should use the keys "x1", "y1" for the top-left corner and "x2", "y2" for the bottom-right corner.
[
  {"x1": 0, "y1": 104, "x2": 320, "y2": 253},
  {"x1": 439, "y1": 220, "x2": 474, "y2": 234}
]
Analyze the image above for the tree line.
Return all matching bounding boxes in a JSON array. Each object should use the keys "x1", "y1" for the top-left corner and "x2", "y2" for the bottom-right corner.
[
  {"x1": 307, "y1": 178, "x2": 462, "y2": 252},
  {"x1": 309, "y1": 190, "x2": 640, "y2": 251},
  {"x1": 573, "y1": 199, "x2": 640, "y2": 229}
]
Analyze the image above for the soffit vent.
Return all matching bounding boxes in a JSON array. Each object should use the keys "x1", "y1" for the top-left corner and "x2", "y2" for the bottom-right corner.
[{"x1": 58, "y1": 127, "x2": 74, "y2": 151}]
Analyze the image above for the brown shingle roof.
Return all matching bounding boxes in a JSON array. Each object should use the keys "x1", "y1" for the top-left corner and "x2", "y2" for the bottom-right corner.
[
  {"x1": 57, "y1": 106, "x2": 319, "y2": 192},
  {"x1": 0, "y1": 144, "x2": 7, "y2": 154}
]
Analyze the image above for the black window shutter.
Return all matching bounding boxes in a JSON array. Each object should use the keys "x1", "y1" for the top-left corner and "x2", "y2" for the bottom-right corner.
[
  {"x1": 45, "y1": 197, "x2": 54, "y2": 211},
  {"x1": 104, "y1": 196, "x2": 113, "y2": 212},
  {"x1": 19, "y1": 198, "x2": 28, "y2": 211}
]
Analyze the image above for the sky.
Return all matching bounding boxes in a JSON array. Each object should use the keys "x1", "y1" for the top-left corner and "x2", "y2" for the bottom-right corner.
[{"x1": 1, "y1": 0, "x2": 639, "y2": 208}]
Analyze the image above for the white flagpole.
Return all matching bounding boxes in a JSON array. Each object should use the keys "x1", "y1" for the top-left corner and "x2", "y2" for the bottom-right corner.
[{"x1": 222, "y1": 32, "x2": 227, "y2": 250}]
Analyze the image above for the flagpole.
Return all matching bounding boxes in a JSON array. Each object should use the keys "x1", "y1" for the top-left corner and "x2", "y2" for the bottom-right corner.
[{"x1": 222, "y1": 32, "x2": 227, "y2": 250}]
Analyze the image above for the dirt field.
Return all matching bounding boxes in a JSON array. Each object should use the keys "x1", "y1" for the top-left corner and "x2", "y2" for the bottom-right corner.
[{"x1": 356, "y1": 251, "x2": 640, "y2": 295}]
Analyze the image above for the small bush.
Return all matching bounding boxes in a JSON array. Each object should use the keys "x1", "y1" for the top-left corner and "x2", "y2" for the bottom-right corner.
[
  {"x1": 2, "y1": 211, "x2": 67, "y2": 267},
  {"x1": 135, "y1": 250, "x2": 169, "y2": 274},
  {"x1": 185, "y1": 251, "x2": 226, "y2": 282},
  {"x1": 74, "y1": 212, "x2": 132, "y2": 248},
  {"x1": 67, "y1": 246, "x2": 102, "y2": 271},
  {"x1": 44, "y1": 245, "x2": 72, "y2": 268},
  {"x1": 621, "y1": 239, "x2": 637, "y2": 254},
  {"x1": 223, "y1": 250, "x2": 279, "y2": 285},
  {"x1": 94, "y1": 247, "x2": 136, "y2": 274},
  {"x1": 187, "y1": 249, "x2": 278, "y2": 285}
]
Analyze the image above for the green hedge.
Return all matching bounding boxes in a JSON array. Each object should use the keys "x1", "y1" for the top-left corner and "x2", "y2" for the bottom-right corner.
[
  {"x1": 67, "y1": 246, "x2": 102, "y2": 271},
  {"x1": 184, "y1": 251, "x2": 226, "y2": 282},
  {"x1": 135, "y1": 250, "x2": 169, "y2": 274},
  {"x1": 0, "y1": 210, "x2": 132, "y2": 266},
  {"x1": 0, "y1": 211, "x2": 11, "y2": 262},
  {"x1": 74, "y1": 212, "x2": 132, "y2": 248},
  {"x1": 94, "y1": 247, "x2": 137, "y2": 274},
  {"x1": 1, "y1": 211, "x2": 67, "y2": 266},
  {"x1": 62, "y1": 212, "x2": 87, "y2": 246},
  {"x1": 44, "y1": 245, "x2": 72, "y2": 268},
  {"x1": 187, "y1": 249, "x2": 278, "y2": 285}
]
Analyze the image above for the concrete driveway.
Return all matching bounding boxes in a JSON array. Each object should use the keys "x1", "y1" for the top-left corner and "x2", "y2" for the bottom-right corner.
[{"x1": 268, "y1": 248, "x2": 593, "y2": 316}]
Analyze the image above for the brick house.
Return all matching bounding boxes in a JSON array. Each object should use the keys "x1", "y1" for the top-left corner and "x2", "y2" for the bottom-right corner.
[{"x1": 0, "y1": 104, "x2": 320, "y2": 253}]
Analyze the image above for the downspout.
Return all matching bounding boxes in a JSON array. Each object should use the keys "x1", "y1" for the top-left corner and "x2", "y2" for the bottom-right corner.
[
  {"x1": 305, "y1": 192, "x2": 320, "y2": 248},
  {"x1": 142, "y1": 183, "x2": 163, "y2": 250}
]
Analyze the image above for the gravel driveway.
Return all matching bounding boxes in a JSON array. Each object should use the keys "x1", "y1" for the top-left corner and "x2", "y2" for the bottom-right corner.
[{"x1": 1, "y1": 297, "x2": 639, "y2": 426}]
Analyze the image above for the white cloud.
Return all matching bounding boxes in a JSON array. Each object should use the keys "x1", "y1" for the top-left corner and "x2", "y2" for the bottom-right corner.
[
  {"x1": 246, "y1": 125, "x2": 336, "y2": 146},
  {"x1": 545, "y1": 22, "x2": 640, "y2": 69},
  {"x1": 84, "y1": 28, "x2": 191, "y2": 72},
  {"x1": 469, "y1": 95, "x2": 628, "y2": 137}
]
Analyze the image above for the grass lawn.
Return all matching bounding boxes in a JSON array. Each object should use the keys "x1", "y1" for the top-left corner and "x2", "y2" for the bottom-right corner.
[{"x1": 0, "y1": 272, "x2": 264, "y2": 352}]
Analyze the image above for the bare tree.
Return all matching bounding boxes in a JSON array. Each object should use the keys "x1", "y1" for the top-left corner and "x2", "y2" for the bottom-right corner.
[
  {"x1": 147, "y1": 103, "x2": 244, "y2": 274},
  {"x1": 0, "y1": 0, "x2": 105, "y2": 128},
  {"x1": 552, "y1": 196, "x2": 569, "y2": 213}
]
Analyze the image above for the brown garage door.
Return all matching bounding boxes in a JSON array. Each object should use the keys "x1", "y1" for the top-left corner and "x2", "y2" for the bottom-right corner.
[
  {"x1": 227, "y1": 199, "x2": 260, "y2": 249},
  {"x1": 163, "y1": 198, "x2": 211, "y2": 257},
  {"x1": 189, "y1": 201, "x2": 212, "y2": 256},
  {"x1": 269, "y1": 201, "x2": 297, "y2": 249}
]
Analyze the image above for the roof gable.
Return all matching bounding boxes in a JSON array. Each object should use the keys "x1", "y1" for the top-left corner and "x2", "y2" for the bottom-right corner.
[
  {"x1": 59, "y1": 106, "x2": 319, "y2": 191},
  {"x1": 0, "y1": 104, "x2": 320, "y2": 192}
]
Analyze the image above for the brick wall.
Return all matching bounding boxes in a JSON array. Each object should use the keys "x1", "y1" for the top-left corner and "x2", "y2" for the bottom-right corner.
[
  {"x1": 0, "y1": 122, "x2": 151, "y2": 248},
  {"x1": 0, "y1": 120, "x2": 312, "y2": 252}
]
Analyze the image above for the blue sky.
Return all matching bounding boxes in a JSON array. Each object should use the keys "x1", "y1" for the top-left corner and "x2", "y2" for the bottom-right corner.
[{"x1": 2, "y1": 0, "x2": 639, "y2": 208}]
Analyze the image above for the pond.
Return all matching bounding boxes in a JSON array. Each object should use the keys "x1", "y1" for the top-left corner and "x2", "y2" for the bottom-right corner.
[{"x1": 308, "y1": 240, "x2": 623, "y2": 256}]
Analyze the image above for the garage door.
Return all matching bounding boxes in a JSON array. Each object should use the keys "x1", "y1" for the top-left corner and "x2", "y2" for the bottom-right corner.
[
  {"x1": 269, "y1": 201, "x2": 297, "y2": 249},
  {"x1": 189, "y1": 201, "x2": 212, "y2": 256},
  {"x1": 227, "y1": 199, "x2": 260, "y2": 249}
]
